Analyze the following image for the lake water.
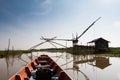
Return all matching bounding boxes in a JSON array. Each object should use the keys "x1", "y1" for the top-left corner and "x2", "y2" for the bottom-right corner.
[{"x1": 0, "y1": 52, "x2": 120, "y2": 80}]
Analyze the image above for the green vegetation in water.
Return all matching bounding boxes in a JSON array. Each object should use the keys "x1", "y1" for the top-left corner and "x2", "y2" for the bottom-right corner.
[
  {"x1": 110, "y1": 48, "x2": 120, "y2": 54},
  {"x1": 0, "y1": 47, "x2": 120, "y2": 57},
  {"x1": 40, "y1": 47, "x2": 94, "y2": 55},
  {"x1": 0, "y1": 50, "x2": 31, "y2": 56},
  {"x1": 108, "y1": 48, "x2": 120, "y2": 57},
  {"x1": 39, "y1": 47, "x2": 120, "y2": 56}
]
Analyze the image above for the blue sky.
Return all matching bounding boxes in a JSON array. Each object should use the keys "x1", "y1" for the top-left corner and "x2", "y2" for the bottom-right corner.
[{"x1": 0, "y1": 0, "x2": 120, "y2": 50}]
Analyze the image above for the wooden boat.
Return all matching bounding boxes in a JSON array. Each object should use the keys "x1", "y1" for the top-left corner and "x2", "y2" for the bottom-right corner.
[{"x1": 9, "y1": 55, "x2": 72, "y2": 80}]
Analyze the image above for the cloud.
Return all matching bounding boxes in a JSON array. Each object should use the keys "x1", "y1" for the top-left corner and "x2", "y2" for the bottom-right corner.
[
  {"x1": 95, "y1": 0, "x2": 120, "y2": 5},
  {"x1": 31, "y1": 0, "x2": 53, "y2": 16},
  {"x1": 0, "y1": 0, "x2": 54, "y2": 18},
  {"x1": 117, "y1": 73, "x2": 120, "y2": 80},
  {"x1": 113, "y1": 21, "x2": 120, "y2": 27}
]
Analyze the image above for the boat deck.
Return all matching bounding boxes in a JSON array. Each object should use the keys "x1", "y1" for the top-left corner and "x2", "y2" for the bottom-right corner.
[{"x1": 9, "y1": 55, "x2": 72, "y2": 80}]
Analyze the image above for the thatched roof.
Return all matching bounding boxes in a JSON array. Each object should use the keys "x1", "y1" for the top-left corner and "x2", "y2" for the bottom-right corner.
[{"x1": 88, "y1": 37, "x2": 110, "y2": 43}]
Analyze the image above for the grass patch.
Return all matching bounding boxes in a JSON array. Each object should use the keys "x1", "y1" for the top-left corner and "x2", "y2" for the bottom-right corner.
[
  {"x1": 0, "y1": 50, "x2": 31, "y2": 56},
  {"x1": 0, "y1": 47, "x2": 120, "y2": 57}
]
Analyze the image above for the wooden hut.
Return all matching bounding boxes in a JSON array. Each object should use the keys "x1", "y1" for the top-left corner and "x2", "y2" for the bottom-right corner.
[{"x1": 88, "y1": 37, "x2": 110, "y2": 52}]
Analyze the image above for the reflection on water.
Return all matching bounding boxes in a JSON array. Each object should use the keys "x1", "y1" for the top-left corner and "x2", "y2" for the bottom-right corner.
[
  {"x1": 74, "y1": 55, "x2": 111, "y2": 69},
  {"x1": 0, "y1": 52, "x2": 120, "y2": 80},
  {"x1": 90, "y1": 56, "x2": 111, "y2": 69},
  {"x1": 71, "y1": 55, "x2": 112, "y2": 80},
  {"x1": 0, "y1": 53, "x2": 35, "y2": 80},
  {"x1": 0, "y1": 54, "x2": 19, "y2": 80}
]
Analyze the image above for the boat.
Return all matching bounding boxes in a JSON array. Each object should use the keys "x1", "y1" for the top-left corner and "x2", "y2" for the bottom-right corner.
[{"x1": 9, "y1": 55, "x2": 72, "y2": 80}]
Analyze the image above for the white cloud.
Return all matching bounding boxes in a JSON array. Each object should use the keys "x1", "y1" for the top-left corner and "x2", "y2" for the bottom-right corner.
[
  {"x1": 95, "y1": 0, "x2": 120, "y2": 5},
  {"x1": 31, "y1": 0, "x2": 53, "y2": 16},
  {"x1": 113, "y1": 21, "x2": 120, "y2": 27},
  {"x1": 117, "y1": 73, "x2": 120, "y2": 80}
]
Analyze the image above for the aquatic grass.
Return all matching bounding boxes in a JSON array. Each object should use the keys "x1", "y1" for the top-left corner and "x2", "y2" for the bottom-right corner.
[{"x1": 0, "y1": 50, "x2": 31, "y2": 56}]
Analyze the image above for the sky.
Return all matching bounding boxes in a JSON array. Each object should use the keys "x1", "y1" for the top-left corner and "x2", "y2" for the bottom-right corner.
[{"x1": 0, "y1": 0, "x2": 120, "y2": 50}]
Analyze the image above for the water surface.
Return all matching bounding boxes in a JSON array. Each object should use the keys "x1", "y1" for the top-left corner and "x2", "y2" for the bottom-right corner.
[{"x1": 0, "y1": 52, "x2": 120, "y2": 80}]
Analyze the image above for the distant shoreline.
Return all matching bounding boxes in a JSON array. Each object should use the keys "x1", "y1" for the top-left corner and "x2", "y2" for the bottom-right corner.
[{"x1": 0, "y1": 47, "x2": 120, "y2": 56}]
